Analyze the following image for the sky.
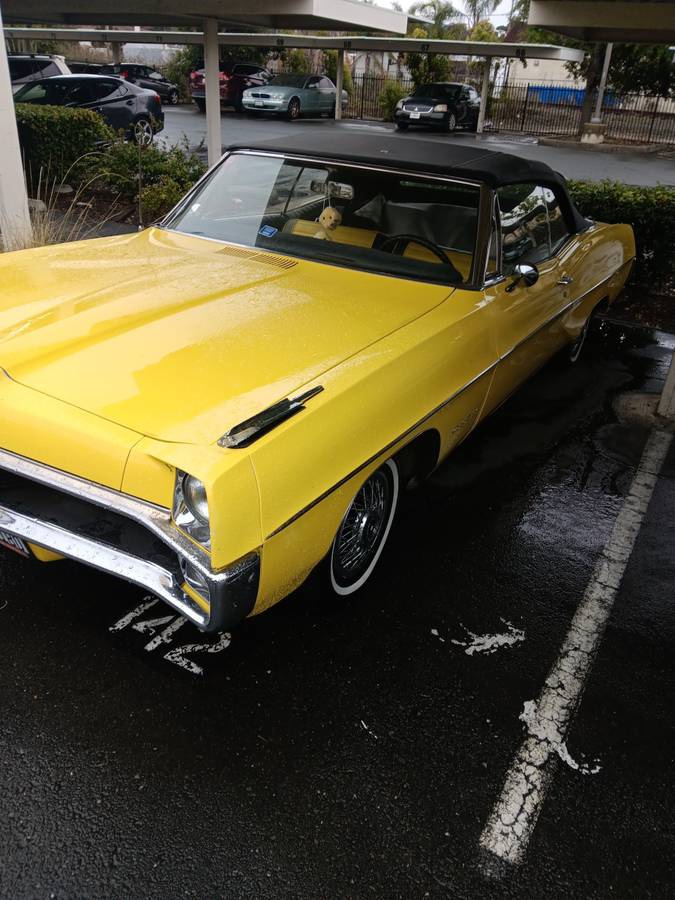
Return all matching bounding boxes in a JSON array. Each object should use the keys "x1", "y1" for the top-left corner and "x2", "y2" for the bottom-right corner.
[{"x1": 378, "y1": 1, "x2": 515, "y2": 27}]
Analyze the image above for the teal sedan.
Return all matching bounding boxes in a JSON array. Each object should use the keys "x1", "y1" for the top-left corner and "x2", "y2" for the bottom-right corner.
[{"x1": 242, "y1": 74, "x2": 349, "y2": 120}]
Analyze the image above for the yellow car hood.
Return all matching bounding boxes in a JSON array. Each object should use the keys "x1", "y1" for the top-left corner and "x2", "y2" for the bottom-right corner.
[{"x1": 0, "y1": 228, "x2": 451, "y2": 445}]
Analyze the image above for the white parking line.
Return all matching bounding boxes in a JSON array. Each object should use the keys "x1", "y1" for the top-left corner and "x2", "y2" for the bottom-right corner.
[{"x1": 479, "y1": 427, "x2": 673, "y2": 871}]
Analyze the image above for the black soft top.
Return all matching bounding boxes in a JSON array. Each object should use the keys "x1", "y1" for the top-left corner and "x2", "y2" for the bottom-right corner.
[{"x1": 226, "y1": 132, "x2": 590, "y2": 233}]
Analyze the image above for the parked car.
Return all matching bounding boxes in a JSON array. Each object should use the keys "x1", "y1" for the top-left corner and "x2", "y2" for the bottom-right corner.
[
  {"x1": 67, "y1": 62, "x2": 104, "y2": 75},
  {"x1": 13, "y1": 74, "x2": 164, "y2": 144},
  {"x1": 8, "y1": 53, "x2": 71, "y2": 93},
  {"x1": 101, "y1": 64, "x2": 180, "y2": 105},
  {"x1": 242, "y1": 74, "x2": 349, "y2": 120},
  {"x1": 0, "y1": 134, "x2": 634, "y2": 633},
  {"x1": 395, "y1": 82, "x2": 481, "y2": 132},
  {"x1": 189, "y1": 62, "x2": 271, "y2": 112}
]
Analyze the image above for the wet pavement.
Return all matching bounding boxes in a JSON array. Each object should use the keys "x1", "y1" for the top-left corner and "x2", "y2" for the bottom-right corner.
[
  {"x1": 159, "y1": 107, "x2": 675, "y2": 187},
  {"x1": 1, "y1": 320, "x2": 674, "y2": 899}
]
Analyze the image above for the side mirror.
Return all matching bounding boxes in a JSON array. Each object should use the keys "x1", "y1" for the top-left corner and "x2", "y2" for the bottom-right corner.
[{"x1": 506, "y1": 263, "x2": 539, "y2": 293}]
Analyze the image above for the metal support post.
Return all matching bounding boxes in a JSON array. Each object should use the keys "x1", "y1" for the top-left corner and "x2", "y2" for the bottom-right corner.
[{"x1": 204, "y1": 17, "x2": 222, "y2": 168}]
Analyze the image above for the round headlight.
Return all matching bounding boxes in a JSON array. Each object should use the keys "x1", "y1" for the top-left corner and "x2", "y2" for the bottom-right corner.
[{"x1": 183, "y1": 475, "x2": 209, "y2": 523}]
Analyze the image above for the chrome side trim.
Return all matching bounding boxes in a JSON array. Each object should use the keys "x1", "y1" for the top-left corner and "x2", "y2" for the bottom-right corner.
[
  {"x1": 0, "y1": 447, "x2": 213, "y2": 573},
  {"x1": 267, "y1": 262, "x2": 631, "y2": 539},
  {"x1": 266, "y1": 359, "x2": 498, "y2": 539},
  {"x1": 498, "y1": 266, "x2": 627, "y2": 363}
]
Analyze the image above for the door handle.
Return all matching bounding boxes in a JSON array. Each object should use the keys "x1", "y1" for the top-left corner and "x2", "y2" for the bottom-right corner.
[
  {"x1": 126, "y1": 99, "x2": 134, "y2": 106},
  {"x1": 557, "y1": 274, "x2": 573, "y2": 285}
]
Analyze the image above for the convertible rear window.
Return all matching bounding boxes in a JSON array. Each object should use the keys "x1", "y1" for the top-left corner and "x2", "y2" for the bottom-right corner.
[{"x1": 165, "y1": 151, "x2": 480, "y2": 286}]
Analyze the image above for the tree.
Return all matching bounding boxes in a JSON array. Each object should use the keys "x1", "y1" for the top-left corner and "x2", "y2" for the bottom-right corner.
[
  {"x1": 283, "y1": 49, "x2": 311, "y2": 74},
  {"x1": 469, "y1": 19, "x2": 499, "y2": 42},
  {"x1": 322, "y1": 50, "x2": 354, "y2": 96},
  {"x1": 404, "y1": 25, "x2": 451, "y2": 87},
  {"x1": 463, "y1": 0, "x2": 500, "y2": 31},
  {"x1": 408, "y1": 1, "x2": 462, "y2": 39}
]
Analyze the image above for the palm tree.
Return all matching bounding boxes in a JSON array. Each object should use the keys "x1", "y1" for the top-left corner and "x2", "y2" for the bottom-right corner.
[
  {"x1": 409, "y1": 1, "x2": 463, "y2": 39},
  {"x1": 463, "y1": 0, "x2": 500, "y2": 31}
]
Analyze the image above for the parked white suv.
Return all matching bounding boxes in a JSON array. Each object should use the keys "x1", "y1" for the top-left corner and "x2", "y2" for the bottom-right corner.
[{"x1": 9, "y1": 54, "x2": 71, "y2": 93}]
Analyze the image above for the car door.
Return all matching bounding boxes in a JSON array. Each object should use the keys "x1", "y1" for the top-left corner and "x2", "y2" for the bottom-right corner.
[
  {"x1": 305, "y1": 76, "x2": 322, "y2": 112},
  {"x1": 85, "y1": 79, "x2": 135, "y2": 131},
  {"x1": 482, "y1": 183, "x2": 574, "y2": 415},
  {"x1": 318, "y1": 76, "x2": 335, "y2": 112},
  {"x1": 146, "y1": 70, "x2": 169, "y2": 99}
]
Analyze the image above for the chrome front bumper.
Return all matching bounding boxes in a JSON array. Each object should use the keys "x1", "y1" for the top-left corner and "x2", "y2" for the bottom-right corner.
[{"x1": 0, "y1": 448, "x2": 259, "y2": 632}]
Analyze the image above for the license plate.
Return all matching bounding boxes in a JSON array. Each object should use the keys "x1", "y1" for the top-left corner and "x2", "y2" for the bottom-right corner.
[
  {"x1": 410, "y1": 111, "x2": 421, "y2": 119},
  {"x1": 0, "y1": 530, "x2": 30, "y2": 558},
  {"x1": 255, "y1": 100, "x2": 264, "y2": 107}
]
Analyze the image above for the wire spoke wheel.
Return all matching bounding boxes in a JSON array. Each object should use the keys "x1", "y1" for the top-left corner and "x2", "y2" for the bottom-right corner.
[{"x1": 330, "y1": 460, "x2": 399, "y2": 596}]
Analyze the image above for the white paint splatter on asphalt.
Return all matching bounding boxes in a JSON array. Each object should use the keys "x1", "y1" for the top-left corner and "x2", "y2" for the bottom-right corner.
[
  {"x1": 451, "y1": 619, "x2": 525, "y2": 656},
  {"x1": 519, "y1": 700, "x2": 601, "y2": 775},
  {"x1": 360, "y1": 720, "x2": 378, "y2": 740},
  {"x1": 431, "y1": 620, "x2": 525, "y2": 655},
  {"x1": 479, "y1": 428, "x2": 672, "y2": 871}
]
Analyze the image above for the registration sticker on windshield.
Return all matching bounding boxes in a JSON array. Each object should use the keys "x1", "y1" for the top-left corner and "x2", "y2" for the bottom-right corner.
[{"x1": 258, "y1": 225, "x2": 278, "y2": 237}]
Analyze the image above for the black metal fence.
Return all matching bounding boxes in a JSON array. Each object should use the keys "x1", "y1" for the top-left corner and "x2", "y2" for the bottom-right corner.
[
  {"x1": 346, "y1": 74, "x2": 414, "y2": 120},
  {"x1": 345, "y1": 74, "x2": 675, "y2": 146},
  {"x1": 487, "y1": 81, "x2": 675, "y2": 144}
]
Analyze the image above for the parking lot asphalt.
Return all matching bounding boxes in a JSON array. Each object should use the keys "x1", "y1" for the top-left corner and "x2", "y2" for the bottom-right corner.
[
  {"x1": 159, "y1": 106, "x2": 675, "y2": 187},
  {"x1": 1, "y1": 320, "x2": 674, "y2": 899}
]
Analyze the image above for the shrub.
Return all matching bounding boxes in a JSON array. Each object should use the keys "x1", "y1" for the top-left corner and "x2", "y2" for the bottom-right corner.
[
  {"x1": 80, "y1": 138, "x2": 205, "y2": 198},
  {"x1": 164, "y1": 46, "x2": 202, "y2": 102},
  {"x1": 139, "y1": 176, "x2": 187, "y2": 221},
  {"x1": 322, "y1": 50, "x2": 354, "y2": 97},
  {"x1": 378, "y1": 81, "x2": 408, "y2": 121},
  {"x1": 16, "y1": 104, "x2": 113, "y2": 188},
  {"x1": 568, "y1": 179, "x2": 675, "y2": 294},
  {"x1": 283, "y1": 49, "x2": 311, "y2": 75},
  {"x1": 77, "y1": 137, "x2": 206, "y2": 222}
]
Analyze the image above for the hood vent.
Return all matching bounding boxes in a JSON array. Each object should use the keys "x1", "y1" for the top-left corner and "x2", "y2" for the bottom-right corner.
[
  {"x1": 218, "y1": 386, "x2": 324, "y2": 449},
  {"x1": 218, "y1": 245, "x2": 297, "y2": 270}
]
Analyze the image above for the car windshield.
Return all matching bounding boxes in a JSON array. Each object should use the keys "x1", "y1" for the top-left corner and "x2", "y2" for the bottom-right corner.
[
  {"x1": 267, "y1": 75, "x2": 307, "y2": 87},
  {"x1": 165, "y1": 152, "x2": 480, "y2": 286},
  {"x1": 412, "y1": 84, "x2": 461, "y2": 99}
]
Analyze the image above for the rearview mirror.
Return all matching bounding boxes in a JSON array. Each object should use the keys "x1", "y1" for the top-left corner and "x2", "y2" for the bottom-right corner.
[{"x1": 506, "y1": 263, "x2": 539, "y2": 293}]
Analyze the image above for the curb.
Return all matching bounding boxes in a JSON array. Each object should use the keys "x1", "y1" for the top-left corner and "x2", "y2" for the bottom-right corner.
[{"x1": 539, "y1": 137, "x2": 674, "y2": 156}]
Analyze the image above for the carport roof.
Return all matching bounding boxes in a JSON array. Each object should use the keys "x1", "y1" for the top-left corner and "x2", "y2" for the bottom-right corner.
[
  {"x1": 528, "y1": 1, "x2": 675, "y2": 42},
  {"x1": 1, "y1": 0, "x2": 407, "y2": 34}
]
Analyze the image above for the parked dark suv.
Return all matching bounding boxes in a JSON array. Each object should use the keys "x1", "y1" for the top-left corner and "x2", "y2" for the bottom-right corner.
[
  {"x1": 101, "y1": 64, "x2": 180, "y2": 105},
  {"x1": 189, "y1": 62, "x2": 271, "y2": 112},
  {"x1": 13, "y1": 75, "x2": 164, "y2": 144},
  {"x1": 394, "y1": 82, "x2": 481, "y2": 133},
  {"x1": 9, "y1": 54, "x2": 71, "y2": 92}
]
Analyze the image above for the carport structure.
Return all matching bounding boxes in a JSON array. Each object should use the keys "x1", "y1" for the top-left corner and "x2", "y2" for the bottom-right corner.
[
  {"x1": 0, "y1": 1, "x2": 583, "y2": 250},
  {"x1": 0, "y1": 0, "x2": 406, "y2": 249}
]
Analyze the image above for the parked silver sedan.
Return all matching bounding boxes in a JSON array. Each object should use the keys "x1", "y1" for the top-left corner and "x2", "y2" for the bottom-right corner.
[{"x1": 242, "y1": 74, "x2": 349, "y2": 120}]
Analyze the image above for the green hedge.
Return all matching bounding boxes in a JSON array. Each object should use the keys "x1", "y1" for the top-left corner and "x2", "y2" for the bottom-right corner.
[
  {"x1": 78, "y1": 138, "x2": 207, "y2": 221},
  {"x1": 568, "y1": 179, "x2": 675, "y2": 294},
  {"x1": 16, "y1": 104, "x2": 113, "y2": 188},
  {"x1": 378, "y1": 82, "x2": 408, "y2": 122}
]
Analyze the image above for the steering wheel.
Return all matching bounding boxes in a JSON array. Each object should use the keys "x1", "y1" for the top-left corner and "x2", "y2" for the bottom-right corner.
[{"x1": 379, "y1": 233, "x2": 462, "y2": 281}]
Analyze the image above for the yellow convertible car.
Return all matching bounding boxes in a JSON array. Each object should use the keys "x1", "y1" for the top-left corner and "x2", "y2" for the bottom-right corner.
[{"x1": 0, "y1": 134, "x2": 634, "y2": 631}]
